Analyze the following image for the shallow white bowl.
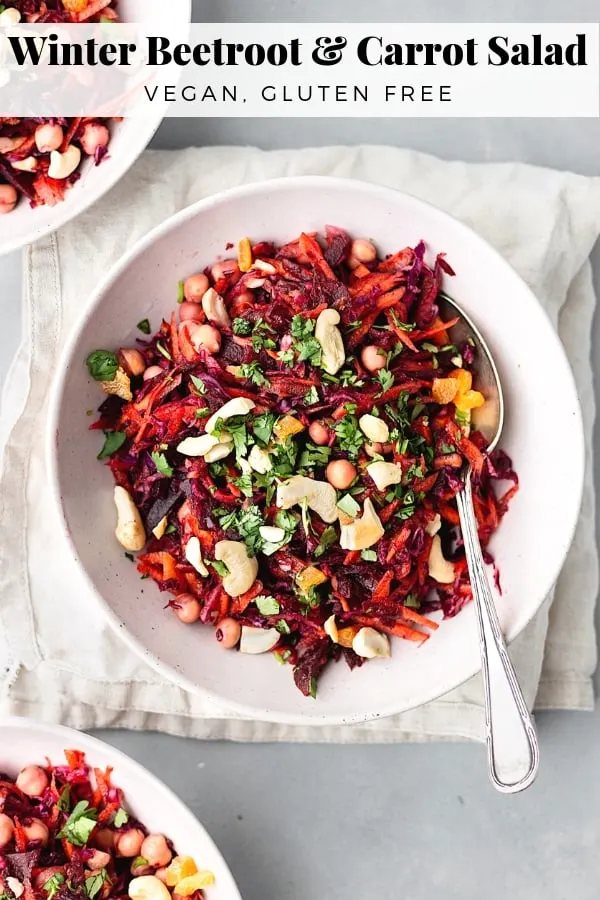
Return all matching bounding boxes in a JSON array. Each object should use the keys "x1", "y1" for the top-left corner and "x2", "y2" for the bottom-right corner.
[
  {"x1": 0, "y1": 0, "x2": 191, "y2": 256},
  {"x1": 0, "y1": 716, "x2": 241, "y2": 899},
  {"x1": 48, "y1": 176, "x2": 584, "y2": 725}
]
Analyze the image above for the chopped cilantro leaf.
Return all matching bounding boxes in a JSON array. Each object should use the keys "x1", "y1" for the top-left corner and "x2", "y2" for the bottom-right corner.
[
  {"x1": 255, "y1": 595, "x2": 280, "y2": 616},
  {"x1": 404, "y1": 592, "x2": 421, "y2": 609},
  {"x1": 252, "y1": 412, "x2": 275, "y2": 445},
  {"x1": 177, "y1": 281, "x2": 185, "y2": 304},
  {"x1": 156, "y1": 342, "x2": 172, "y2": 361},
  {"x1": 239, "y1": 361, "x2": 270, "y2": 387},
  {"x1": 233, "y1": 317, "x2": 253, "y2": 336},
  {"x1": 309, "y1": 677, "x2": 318, "y2": 699},
  {"x1": 361, "y1": 549, "x2": 378, "y2": 562},
  {"x1": 337, "y1": 493, "x2": 360, "y2": 518},
  {"x1": 57, "y1": 800, "x2": 98, "y2": 847},
  {"x1": 85, "y1": 350, "x2": 118, "y2": 382},
  {"x1": 376, "y1": 368, "x2": 394, "y2": 396},
  {"x1": 137, "y1": 319, "x2": 151, "y2": 335},
  {"x1": 291, "y1": 315, "x2": 315, "y2": 340},
  {"x1": 276, "y1": 619, "x2": 291, "y2": 634},
  {"x1": 195, "y1": 407, "x2": 210, "y2": 418},
  {"x1": 314, "y1": 525, "x2": 338, "y2": 558},
  {"x1": 296, "y1": 336, "x2": 322, "y2": 366},
  {"x1": 299, "y1": 442, "x2": 332, "y2": 470},
  {"x1": 57, "y1": 785, "x2": 71, "y2": 812},
  {"x1": 304, "y1": 386, "x2": 319, "y2": 405},
  {"x1": 151, "y1": 452, "x2": 173, "y2": 477},
  {"x1": 278, "y1": 348, "x2": 295, "y2": 367},
  {"x1": 441, "y1": 443, "x2": 457, "y2": 454},
  {"x1": 233, "y1": 472, "x2": 253, "y2": 498},
  {"x1": 210, "y1": 559, "x2": 230, "y2": 577},
  {"x1": 85, "y1": 871, "x2": 110, "y2": 900},
  {"x1": 334, "y1": 415, "x2": 364, "y2": 459},
  {"x1": 97, "y1": 431, "x2": 126, "y2": 461},
  {"x1": 43, "y1": 874, "x2": 66, "y2": 899},
  {"x1": 190, "y1": 375, "x2": 207, "y2": 394},
  {"x1": 390, "y1": 311, "x2": 416, "y2": 332}
]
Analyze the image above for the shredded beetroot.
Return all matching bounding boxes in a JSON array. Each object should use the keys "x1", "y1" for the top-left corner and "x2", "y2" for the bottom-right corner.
[
  {"x1": 0, "y1": 749, "x2": 214, "y2": 899},
  {"x1": 88, "y1": 229, "x2": 517, "y2": 698},
  {"x1": 0, "y1": 2, "x2": 119, "y2": 213}
]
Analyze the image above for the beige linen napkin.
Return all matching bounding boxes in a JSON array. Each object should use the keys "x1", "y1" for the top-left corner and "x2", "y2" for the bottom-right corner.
[{"x1": 0, "y1": 145, "x2": 598, "y2": 742}]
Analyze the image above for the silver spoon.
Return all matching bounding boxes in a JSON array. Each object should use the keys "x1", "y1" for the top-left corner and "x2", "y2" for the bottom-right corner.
[{"x1": 438, "y1": 294, "x2": 540, "y2": 794}]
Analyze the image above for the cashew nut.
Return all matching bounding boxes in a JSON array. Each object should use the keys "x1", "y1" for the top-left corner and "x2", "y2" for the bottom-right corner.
[
  {"x1": 428, "y1": 535, "x2": 455, "y2": 584},
  {"x1": 201, "y1": 287, "x2": 231, "y2": 328},
  {"x1": 259, "y1": 525, "x2": 285, "y2": 543},
  {"x1": 185, "y1": 537, "x2": 209, "y2": 577},
  {"x1": 324, "y1": 615, "x2": 339, "y2": 643},
  {"x1": 205, "y1": 397, "x2": 256, "y2": 435},
  {"x1": 177, "y1": 433, "x2": 232, "y2": 457},
  {"x1": 114, "y1": 486, "x2": 146, "y2": 552},
  {"x1": 248, "y1": 444, "x2": 272, "y2": 474},
  {"x1": 128, "y1": 876, "x2": 171, "y2": 900},
  {"x1": 6, "y1": 879, "x2": 24, "y2": 898},
  {"x1": 48, "y1": 144, "x2": 81, "y2": 180},
  {"x1": 425, "y1": 514, "x2": 442, "y2": 537},
  {"x1": 352, "y1": 627, "x2": 390, "y2": 659},
  {"x1": 0, "y1": 7, "x2": 21, "y2": 24},
  {"x1": 12, "y1": 156, "x2": 38, "y2": 172},
  {"x1": 253, "y1": 259, "x2": 277, "y2": 274},
  {"x1": 204, "y1": 442, "x2": 233, "y2": 463},
  {"x1": 315, "y1": 308, "x2": 345, "y2": 375},
  {"x1": 152, "y1": 516, "x2": 168, "y2": 540},
  {"x1": 339, "y1": 498, "x2": 384, "y2": 551},
  {"x1": 239, "y1": 626, "x2": 280, "y2": 654},
  {"x1": 101, "y1": 367, "x2": 132, "y2": 402},
  {"x1": 215, "y1": 540, "x2": 258, "y2": 597},
  {"x1": 276, "y1": 475, "x2": 338, "y2": 524},
  {"x1": 367, "y1": 461, "x2": 402, "y2": 491},
  {"x1": 359, "y1": 414, "x2": 389, "y2": 444}
]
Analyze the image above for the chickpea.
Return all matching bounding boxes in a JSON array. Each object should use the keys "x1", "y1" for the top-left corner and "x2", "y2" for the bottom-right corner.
[
  {"x1": 0, "y1": 813, "x2": 14, "y2": 849},
  {"x1": 361, "y1": 345, "x2": 387, "y2": 373},
  {"x1": 130, "y1": 859, "x2": 153, "y2": 877},
  {"x1": 95, "y1": 828, "x2": 115, "y2": 851},
  {"x1": 215, "y1": 617, "x2": 241, "y2": 649},
  {"x1": 179, "y1": 301, "x2": 203, "y2": 324},
  {"x1": 140, "y1": 834, "x2": 172, "y2": 868},
  {"x1": 16, "y1": 765, "x2": 48, "y2": 797},
  {"x1": 308, "y1": 421, "x2": 330, "y2": 446},
  {"x1": 143, "y1": 366, "x2": 163, "y2": 382},
  {"x1": 34, "y1": 868, "x2": 64, "y2": 889},
  {"x1": 23, "y1": 818, "x2": 49, "y2": 846},
  {"x1": 326, "y1": 459, "x2": 357, "y2": 491},
  {"x1": 115, "y1": 828, "x2": 144, "y2": 858},
  {"x1": 364, "y1": 442, "x2": 384, "y2": 459},
  {"x1": 87, "y1": 850, "x2": 112, "y2": 871},
  {"x1": 0, "y1": 184, "x2": 18, "y2": 215},
  {"x1": 154, "y1": 869, "x2": 168, "y2": 885},
  {"x1": 35, "y1": 123, "x2": 64, "y2": 153},
  {"x1": 79, "y1": 123, "x2": 110, "y2": 158},
  {"x1": 211, "y1": 259, "x2": 240, "y2": 283},
  {"x1": 174, "y1": 594, "x2": 201, "y2": 625},
  {"x1": 186, "y1": 323, "x2": 221, "y2": 355},
  {"x1": 183, "y1": 273, "x2": 209, "y2": 302},
  {"x1": 348, "y1": 239, "x2": 377, "y2": 269},
  {"x1": 118, "y1": 348, "x2": 146, "y2": 377}
]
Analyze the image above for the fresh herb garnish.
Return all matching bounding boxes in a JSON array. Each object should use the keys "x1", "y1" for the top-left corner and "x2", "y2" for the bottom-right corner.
[
  {"x1": 304, "y1": 386, "x2": 319, "y2": 405},
  {"x1": 334, "y1": 415, "x2": 364, "y2": 458},
  {"x1": 255, "y1": 595, "x2": 280, "y2": 616},
  {"x1": 376, "y1": 369, "x2": 394, "y2": 396},
  {"x1": 233, "y1": 317, "x2": 253, "y2": 336},
  {"x1": 137, "y1": 319, "x2": 151, "y2": 335},
  {"x1": 232, "y1": 472, "x2": 253, "y2": 498},
  {"x1": 278, "y1": 349, "x2": 295, "y2": 367},
  {"x1": 97, "y1": 431, "x2": 127, "y2": 461},
  {"x1": 361, "y1": 549, "x2": 378, "y2": 561},
  {"x1": 339, "y1": 368, "x2": 364, "y2": 388},
  {"x1": 299, "y1": 442, "x2": 332, "y2": 470},
  {"x1": 337, "y1": 494, "x2": 360, "y2": 518},
  {"x1": 390, "y1": 311, "x2": 416, "y2": 332},
  {"x1": 85, "y1": 871, "x2": 110, "y2": 900},
  {"x1": 309, "y1": 677, "x2": 318, "y2": 699},
  {"x1": 190, "y1": 375, "x2": 207, "y2": 394},
  {"x1": 43, "y1": 873, "x2": 66, "y2": 899},
  {"x1": 404, "y1": 592, "x2": 420, "y2": 609},
  {"x1": 86, "y1": 350, "x2": 118, "y2": 382},
  {"x1": 252, "y1": 412, "x2": 276, "y2": 445},
  {"x1": 177, "y1": 281, "x2": 185, "y2": 304},
  {"x1": 195, "y1": 407, "x2": 210, "y2": 418},
  {"x1": 57, "y1": 785, "x2": 71, "y2": 812},
  {"x1": 314, "y1": 525, "x2": 338, "y2": 558},
  {"x1": 210, "y1": 559, "x2": 230, "y2": 577},
  {"x1": 125, "y1": 552, "x2": 134, "y2": 562},
  {"x1": 113, "y1": 807, "x2": 128, "y2": 827},
  {"x1": 239, "y1": 361, "x2": 270, "y2": 387},
  {"x1": 156, "y1": 342, "x2": 172, "y2": 361},
  {"x1": 151, "y1": 452, "x2": 174, "y2": 477},
  {"x1": 276, "y1": 619, "x2": 291, "y2": 634},
  {"x1": 251, "y1": 319, "x2": 276, "y2": 352},
  {"x1": 57, "y1": 800, "x2": 98, "y2": 847}
]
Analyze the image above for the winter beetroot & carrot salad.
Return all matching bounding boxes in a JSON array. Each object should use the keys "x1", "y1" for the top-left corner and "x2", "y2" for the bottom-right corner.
[
  {"x1": 86, "y1": 228, "x2": 518, "y2": 697},
  {"x1": 0, "y1": 1, "x2": 119, "y2": 216},
  {"x1": 0, "y1": 751, "x2": 215, "y2": 900}
]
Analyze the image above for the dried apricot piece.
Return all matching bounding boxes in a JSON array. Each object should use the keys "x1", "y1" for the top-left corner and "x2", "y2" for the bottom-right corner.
[
  {"x1": 452, "y1": 368, "x2": 472, "y2": 395},
  {"x1": 174, "y1": 872, "x2": 216, "y2": 895},
  {"x1": 454, "y1": 390, "x2": 485, "y2": 411},
  {"x1": 273, "y1": 415, "x2": 305, "y2": 441},
  {"x1": 165, "y1": 857, "x2": 198, "y2": 887},
  {"x1": 432, "y1": 377, "x2": 459, "y2": 405},
  {"x1": 296, "y1": 566, "x2": 328, "y2": 593},
  {"x1": 337, "y1": 626, "x2": 360, "y2": 649}
]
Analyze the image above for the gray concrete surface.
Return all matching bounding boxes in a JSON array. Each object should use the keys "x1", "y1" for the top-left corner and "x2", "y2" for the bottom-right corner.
[{"x1": 2, "y1": 1, "x2": 600, "y2": 898}]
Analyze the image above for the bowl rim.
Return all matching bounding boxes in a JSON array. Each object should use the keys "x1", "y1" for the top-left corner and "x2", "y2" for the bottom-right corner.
[
  {"x1": 46, "y1": 174, "x2": 585, "y2": 726},
  {"x1": 0, "y1": 715, "x2": 242, "y2": 899},
  {"x1": 0, "y1": 0, "x2": 192, "y2": 258}
]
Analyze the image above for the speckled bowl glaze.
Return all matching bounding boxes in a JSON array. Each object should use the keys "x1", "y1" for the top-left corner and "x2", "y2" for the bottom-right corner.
[
  {"x1": 47, "y1": 176, "x2": 584, "y2": 725},
  {"x1": 0, "y1": 717, "x2": 242, "y2": 899}
]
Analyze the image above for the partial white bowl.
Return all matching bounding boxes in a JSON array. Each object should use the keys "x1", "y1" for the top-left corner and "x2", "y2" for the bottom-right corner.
[
  {"x1": 48, "y1": 176, "x2": 584, "y2": 725},
  {"x1": 0, "y1": 716, "x2": 242, "y2": 900},
  {"x1": 0, "y1": 0, "x2": 191, "y2": 256}
]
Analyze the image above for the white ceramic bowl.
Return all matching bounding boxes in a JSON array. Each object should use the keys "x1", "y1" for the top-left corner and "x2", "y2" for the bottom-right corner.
[
  {"x1": 0, "y1": 716, "x2": 242, "y2": 900},
  {"x1": 0, "y1": 0, "x2": 191, "y2": 256},
  {"x1": 48, "y1": 176, "x2": 584, "y2": 725}
]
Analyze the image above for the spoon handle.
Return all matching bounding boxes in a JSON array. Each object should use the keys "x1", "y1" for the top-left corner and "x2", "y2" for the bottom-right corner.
[{"x1": 456, "y1": 472, "x2": 539, "y2": 794}]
